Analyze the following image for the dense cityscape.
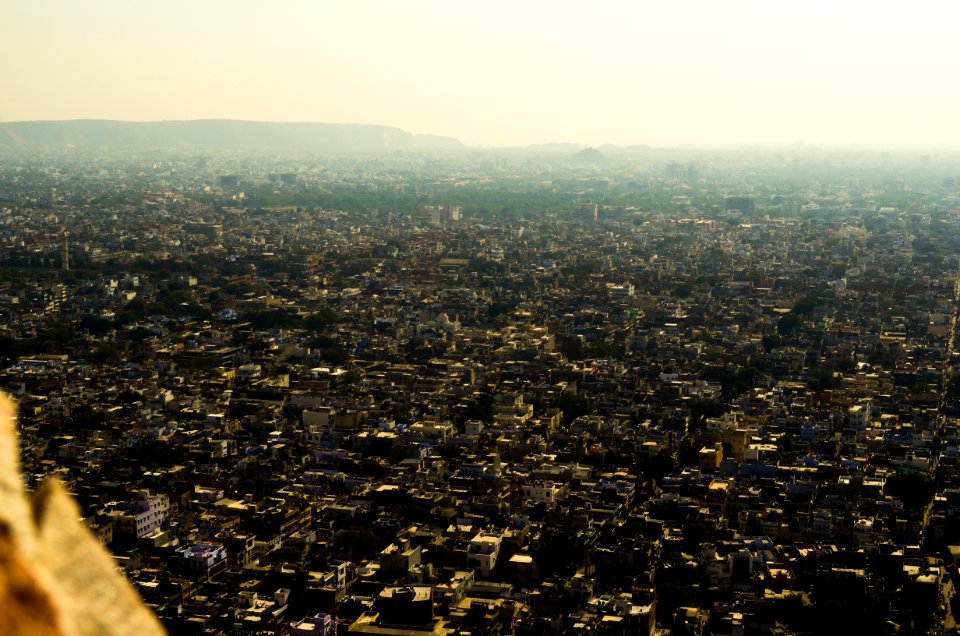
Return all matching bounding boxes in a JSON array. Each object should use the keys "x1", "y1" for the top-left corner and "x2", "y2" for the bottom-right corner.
[{"x1": 5, "y1": 145, "x2": 960, "y2": 635}]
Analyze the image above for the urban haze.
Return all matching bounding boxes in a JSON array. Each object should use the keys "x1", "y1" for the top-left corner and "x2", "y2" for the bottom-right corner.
[{"x1": 3, "y1": 2, "x2": 960, "y2": 636}]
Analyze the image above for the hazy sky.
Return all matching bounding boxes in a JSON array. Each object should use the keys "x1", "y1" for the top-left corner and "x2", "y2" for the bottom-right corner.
[{"x1": 3, "y1": 1, "x2": 959, "y2": 147}]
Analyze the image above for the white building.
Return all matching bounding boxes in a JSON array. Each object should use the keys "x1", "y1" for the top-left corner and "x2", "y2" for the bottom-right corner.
[
  {"x1": 115, "y1": 490, "x2": 169, "y2": 538},
  {"x1": 521, "y1": 481, "x2": 564, "y2": 508},
  {"x1": 467, "y1": 534, "x2": 502, "y2": 578}
]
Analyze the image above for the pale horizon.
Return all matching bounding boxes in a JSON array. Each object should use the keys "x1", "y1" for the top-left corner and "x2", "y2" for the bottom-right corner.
[{"x1": 4, "y1": 1, "x2": 960, "y2": 148}]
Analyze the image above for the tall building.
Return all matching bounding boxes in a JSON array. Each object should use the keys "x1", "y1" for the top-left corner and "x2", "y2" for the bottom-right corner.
[
  {"x1": 576, "y1": 202, "x2": 598, "y2": 223},
  {"x1": 724, "y1": 196, "x2": 756, "y2": 216},
  {"x1": 61, "y1": 233, "x2": 69, "y2": 271},
  {"x1": 418, "y1": 205, "x2": 461, "y2": 222},
  {"x1": 219, "y1": 174, "x2": 239, "y2": 189},
  {"x1": 665, "y1": 162, "x2": 698, "y2": 182}
]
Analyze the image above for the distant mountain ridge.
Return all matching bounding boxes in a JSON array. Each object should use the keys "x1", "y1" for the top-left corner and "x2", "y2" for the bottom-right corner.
[{"x1": 0, "y1": 119, "x2": 465, "y2": 153}]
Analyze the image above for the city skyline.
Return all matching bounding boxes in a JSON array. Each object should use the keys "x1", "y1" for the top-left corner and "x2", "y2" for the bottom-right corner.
[{"x1": 4, "y1": 1, "x2": 960, "y2": 148}]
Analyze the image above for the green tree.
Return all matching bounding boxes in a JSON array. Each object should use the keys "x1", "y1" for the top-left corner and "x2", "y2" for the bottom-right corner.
[
  {"x1": 305, "y1": 309, "x2": 339, "y2": 330},
  {"x1": 673, "y1": 283, "x2": 692, "y2": 298},
  {"x1": 90, "y1": 345, "x2": 122, "y2": 365},
  {"x1": 777, "y1": 314, "x2": 802, "y2": 337},
  {"x1": 642, "y1": 450, "x2": 677, "y2": 484},
  {"x1": 552, "y1": 393, "x2": 589, "y2": 425},
  {"x1": 761, "y1": 333, "x2": 783, "y2": 352},
  {"x1": 69, "y1": 404, "x2": 110, "y2": 430},
  {"x1": 791, "y1": 296, "x2": 822, "y2": 315},
  {"x1": 884, "y1": 472, "x2": 935, "y2": 511}
]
